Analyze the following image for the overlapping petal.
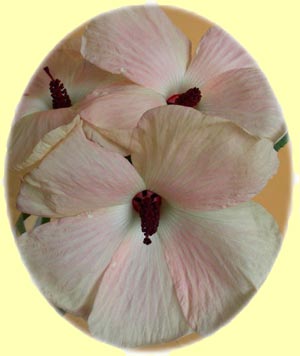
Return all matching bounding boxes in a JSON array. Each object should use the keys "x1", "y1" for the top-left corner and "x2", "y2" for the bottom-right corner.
[
  {"x1": 80, "y1": 5, "x2": 285, "y2": 142},
  {"x1": 8, "y1": 109, "x2": 78, "y2": 170},
  {"x1": 183, "y1": 26, "x2": 257, "y2": 87},
  {"x1": 82, "y1": 123, "x2": 134, "y2": 156},
  {"x1": 16, "y1": 48, "x2": 122, "y2": 120},
  {"x1": 11, "y1": 43, "x2": 128, "y2": 171},
  {"x1": 13, "y1": 100, "x2": 282, "y2": 347},
  {"x1": 17, "y1": 124, "x2": 145, "y2": 217},
  {"x1": 12, "y1": 5, "x2": 285, "y2": 348},
  {"x1": 159, "y1": 201, "x2": 281, "y2": 335},
  {"x1": 81, "y1": 6, "x2": 191, "y2": 96},
  {"x1": 131, "y1": 106, "x2": 278, "y2": 210},
  {"x1": 17, "y1": 205, "x2": 133, "y2": 315},
  {"x1": 88, "y1": 223, "x2": 190, "y2": 347},
  {"x1": 78, "y1": 84, "x2": 166, "y2": 129},
  {"x1": 199, "y1": 67, "x2": 286, "y2": 141}
]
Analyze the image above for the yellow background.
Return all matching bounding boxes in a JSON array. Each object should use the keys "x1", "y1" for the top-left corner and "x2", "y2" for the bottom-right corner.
[{"x1": 0, "y1": 0, "x2": 299, "y2": 355}]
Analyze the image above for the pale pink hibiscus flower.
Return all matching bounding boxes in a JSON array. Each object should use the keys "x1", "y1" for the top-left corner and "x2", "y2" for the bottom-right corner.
[
  {"x1": 16, "y1": 106, "x2": 281, "y2": 347},
  {"x1": 81, "y1": 5, "x2": 286, "y2": 143},
  {"x1": 9, "y1": 37, "x2": 129, "y2": 171}
]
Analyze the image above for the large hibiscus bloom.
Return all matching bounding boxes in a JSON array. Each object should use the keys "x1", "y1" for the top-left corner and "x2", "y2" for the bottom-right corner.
[
  {"x1": 81, "y1": 5, "x2": 286, "y2": 142},
  {"x1": 9, "y1": 34, "x2": 128, "y2": 171},
  {"x1": 16, "y1": 106, "x2": 281, "y2": 347}
]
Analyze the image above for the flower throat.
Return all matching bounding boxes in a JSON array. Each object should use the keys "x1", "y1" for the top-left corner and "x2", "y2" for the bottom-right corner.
[
  {"x1": 43, "y1": 66, "x2": 72, "y2": 109},
  {"x1": 132, "y1": 190, "x2": 162, "y2": 245},
  {"x1": 167, "y1": 87, "x2": 201, "y2": 107}
]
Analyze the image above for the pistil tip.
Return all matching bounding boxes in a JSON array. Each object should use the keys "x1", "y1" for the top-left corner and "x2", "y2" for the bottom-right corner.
[{"x1": 143, "y1": 237, "x2": 152, "y2": 245}]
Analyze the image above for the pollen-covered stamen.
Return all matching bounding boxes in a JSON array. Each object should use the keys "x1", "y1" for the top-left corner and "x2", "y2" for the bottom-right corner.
[
  {"x1": 166, "y1": 87, "x2": 201, "y2": 108},
  {"x1": 132, "y1": 190, "x2": 162, "y2": 245},
  {"x1": 43, "y1": 66, "x2": 72, "y2": 109}
]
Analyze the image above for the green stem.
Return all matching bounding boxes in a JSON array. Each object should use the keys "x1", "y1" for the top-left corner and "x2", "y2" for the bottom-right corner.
[{"x1": 274, "y1": 132, "x2": 289, "y2": 152}]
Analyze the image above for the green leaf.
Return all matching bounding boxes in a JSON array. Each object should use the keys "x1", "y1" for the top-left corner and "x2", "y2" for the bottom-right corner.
[
  {"x1": 15, "y1": 213, "x2": 30, "y2": 235},
  {"x1": 274, "y1": 132, "x2": 289, "y2": 152},
  {"x1": 34, "y1": 216, "x2": 51, "y2": 228},
  {"x1": 41, "y1": 217, "x2": 51, "y2": 225},
  {"x1": 16, "y1": 214, "x2": 51, "y2": 235}
]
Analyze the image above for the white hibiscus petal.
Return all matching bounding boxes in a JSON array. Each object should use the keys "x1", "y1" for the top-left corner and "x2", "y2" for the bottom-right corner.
[
  {"x1": 184, "y1": 26, "x2": 257, "y2": 87},
  {"x1": 82, "y1": 122, "x2": 133, "y2": 156},
  {"x1": 8, "y1": 111, "x2": 79, "y2": 171},
  {"x1": 17, "y1": 205, "x2": 133, "y2": 316},
  {"x1": 88, "y1": 223, "x2": 191, "y2": 347},
  {"x1": 200, "y1": 67, "x2": 286, "y2": 141},
  {"x1": 78, "y1": 84, "x2": 166, "y2": 129},
  {"x1": 159, "y1": 201, "x2": 281, "y2": 335},
  {"x1": 81, "y1": 5, "x2": 191, "y2": 96},
  {"x1": 131, "y1": 106, "x2": 278, "y2": 210},
  {"x1": 17, "y1": 124, "x2": 145, "y2": 217},
  {"x1": 16, "y1": 48, "x2": 122, "y2": 120}
]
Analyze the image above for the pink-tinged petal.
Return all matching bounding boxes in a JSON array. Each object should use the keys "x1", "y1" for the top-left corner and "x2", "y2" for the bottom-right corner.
[
  {"x1": 55, "y1": 26, "x2": 85, "y2": 52},
  {"x1": 83, "y1": 122, "x2": 134, "y2": 156},
  {"x1": 160, "y1": 201, "x2": 281, "y2": 335},
  {"x1": 16, "y1": 48, "x2": 123, "y2": 120},
  {"x1": 88, "y1": 223, "x2": 190, "y2": 347},
  {"x1": 8, "y1": 108, "x2": 78, "y2": 170},
  {"x1": 17, "y1": 205, "x2": 133, "y2": 315},
  {"x1": 200, "y1": 67, "x2": 286, "y2": 141},
  {"x1": 184, "y1": 26, "x2": 257, "y2": 88},
  {"x1": 131, "y1": 106, "x2": 278, "y2": 210},
  {"x1": 17, "y1": 125, "x2": 145, "y2": 217},
  {"x1": 81, "y1": 5, "x2": 191, "y2": 96},
  {"x1": 78, "y1": 84, "x2": 166, "y2": 129}
]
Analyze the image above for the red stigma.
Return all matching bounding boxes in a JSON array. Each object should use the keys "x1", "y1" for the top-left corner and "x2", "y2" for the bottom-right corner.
[
  {"x1": 132, "y1": 190, "x2": 162, "y2": 245},
  {"x1": 167, "y1": 87, "x2": 201, "y2": 108},
  {"x1": 43, "y1": 66, "x2": 72, "y2": 109}
]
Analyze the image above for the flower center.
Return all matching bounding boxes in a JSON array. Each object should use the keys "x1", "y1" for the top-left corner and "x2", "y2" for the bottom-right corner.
[
  {"x1": 43, "y1": 66, "x2": 72, "y2": 109},
  {"x1": 166, "y1": 87, "x2": 201, "y2": 107},
  {"x1": 132, "y1": 190, "x2": 162, "y2": 245}
]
